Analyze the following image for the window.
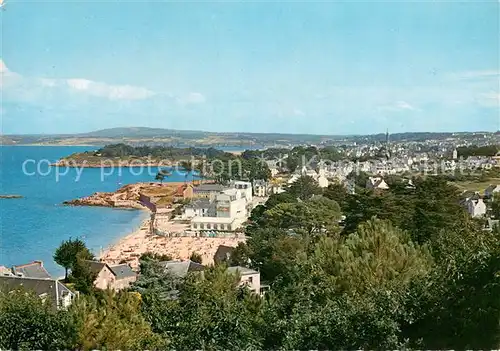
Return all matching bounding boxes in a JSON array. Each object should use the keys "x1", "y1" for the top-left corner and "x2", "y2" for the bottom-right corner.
[{"x1": 248, "y1": 276, "x2": 253, "y2": 283}]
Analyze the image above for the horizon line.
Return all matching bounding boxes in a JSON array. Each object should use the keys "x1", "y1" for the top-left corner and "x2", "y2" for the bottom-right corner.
[{"x1": 2, "y1": 126, "x2": 498, "y2": 138}]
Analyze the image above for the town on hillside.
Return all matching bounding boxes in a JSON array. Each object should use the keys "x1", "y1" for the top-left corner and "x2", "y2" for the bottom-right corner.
[{"x1": 3, "y1": 135, "x2": 500, "y2": 303}]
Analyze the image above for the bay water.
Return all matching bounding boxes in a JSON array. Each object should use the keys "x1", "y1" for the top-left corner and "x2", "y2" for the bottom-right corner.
[{"x1": 0, "y1": 146, "x2": 195, "y2": 276}]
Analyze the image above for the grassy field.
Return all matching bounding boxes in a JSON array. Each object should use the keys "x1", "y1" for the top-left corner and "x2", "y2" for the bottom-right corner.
[{"x1": 453, "y1": 178, "x2": 500, "y2": 193}]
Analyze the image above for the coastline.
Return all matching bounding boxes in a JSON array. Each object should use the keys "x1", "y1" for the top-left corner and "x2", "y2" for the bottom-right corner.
[
  {"x1": 50, "y1": 162, "x2": 175, "y2": 168},
  {"x1": 98, "y1": 210, "x2": 151, "y2": 261},
  {"x1": 99, "y1": 213, "x2": 246, "y2": 269}
]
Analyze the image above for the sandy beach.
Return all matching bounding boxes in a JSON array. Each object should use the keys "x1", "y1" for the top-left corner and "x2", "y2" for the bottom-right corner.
[{"x1": 100, "y1": 217, "x2": 246, "y2": 269}]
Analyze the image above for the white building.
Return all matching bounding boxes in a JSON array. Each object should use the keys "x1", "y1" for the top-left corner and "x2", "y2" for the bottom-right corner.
[
  {"x1": 317, "y1": 169, "x2": 329, "y2": 188},
  {"x1": 466, "y1": 198, "x2": 487, "y2": 218},
  {"x1": 253, "y1": 180, "x2": 269, "y2": 197},
  {"x1": 300, "y1": 166, "x2": 319, "y2": 179},
  {"x1": 366, "y1": 177, "x2": 389, "y2": 190},
  {"x1": 191, "y1": 216, "x2": 242, "y2": 232},
  {"x1": 181, "y1": 198, "x2": 215, "y2": 220},
  {"x1": 227, "y1": 266, "x2": 261, "y2": 295},
  {"x1": 189, "y1": 188, "x2": 248, "y2": 232},
  {"x1": 230, "y1": 180, "x2": 253, "y2": 202},
  {"x1": 215, "y1": 189, "x2": 247, "y2": 219}
]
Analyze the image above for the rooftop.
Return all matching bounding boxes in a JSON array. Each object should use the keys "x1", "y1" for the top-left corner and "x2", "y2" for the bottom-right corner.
[
  {"x1": 159, "y1": 260, "x2": 205, "y2": 278},
  {"x1": 0, "y1": 276, "x2": 74, "y2": 308},
  {"x1": 109, "y1": 264, "x2": 136, "y2": 280},
  {"x1": 11, "y1": 261, "x2": 52, "y2": 279},
  {"x1": 194, "y1": 184, "x2": 227, "y2": 192},
  {"x1": 214, "y1": 245, "x2": 235, "y2": 264},
  {"x1": 84, "y1": 260, "x2": 109, "y2": 275},
  {"x1": 227, "y1": 266, "x2": 259, "y2": 276},
  {"x1": 186, "y1": 198, "x2": 212, "y2": 209}
]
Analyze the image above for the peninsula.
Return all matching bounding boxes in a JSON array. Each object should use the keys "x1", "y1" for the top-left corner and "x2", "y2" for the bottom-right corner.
[{"x1": 52, "y1": 143, "x2": 232, "y2": 168}]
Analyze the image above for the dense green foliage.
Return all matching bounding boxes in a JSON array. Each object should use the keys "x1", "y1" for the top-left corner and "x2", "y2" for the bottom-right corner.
[
  {"x1": 189, "y1": 251, "x2": 203, "y2": 264},
  {"x1": 2, "y1": 174, "x2": 500, "y2": 349},
  {"x1": 341, "y1": 176, "x2": 469, "y2": 243},
  {"x1": 97, "y1": 143, "x2": 228, "y2": 159},
  {"x1": 287, "y1": 175, "x2": 322, "y2": 200},
  {"x1": 0, "y1": 289, "x2": 163, "y2": 350},
  {"x1": 0, "y1": 290, "x2": 77, "y2": 350},
  {"x1": 197, "y1": 152, "x2": 271, "y2": 182},
  {"x1": 457, "y1": 144, "x2": 499, "y2": 158},
  {"x1": 140, "y1": 251, "x2": 173, "y2": 262},
  {"x1": 53, "y1": 238, "x2": 94, "y2": 280}
]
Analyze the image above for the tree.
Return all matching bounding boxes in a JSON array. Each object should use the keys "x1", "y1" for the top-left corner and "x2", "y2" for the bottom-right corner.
[
  {"x1": 403, "y1": 225, "x2": 500, "y2": 349},
  {"x1": 265, "y1": 191, "x2": 298, "y2": 209},
  {"x1": 262, "y1": 197, "x2": 341, "y2": 236},
  {"x1": 288, "y1": 175, "x2": 322, "y2": 201},
  {"x1": 70, "y1": 252, "x2": 98, "y2": 295},
  {"x1": 140, "y1": 252, "x2": 173, "y2": 262},
  {"x1": 234, "y1": 227, "x2": 307, "y2": 283},
  {"x1": 323, "y1": 182, "x2": 349, "y2": 209},
  {"x1": 189, "y1": 252, "x2": 203, "y2": 264},
  {"x1": 155, "y1": 172, "x2": 165, "y2": 183},
  {"x1": 54, "y1": 238, "x2": 93, "y2": 280},
  {"x1": 161, "y1": 266, "x2": 264, "y2": 349},
  {"x1": 347, "y1": 170, "x2": 369, "y2": 188},
  {"x1": 331, "y1": 218, "x2": 431, "y2": 294},
  {"x1": 179, "y1": 160, "x2": 193, "y2": 173},
  {"x1": 69, "y1": 291, "x2": 165, "y2": 350},
  {"x1": 0, "y1": 290, "x2": 77, "y2": 350},
  {"x1": 490, "y1": 196, "x2": 500, "y2": 219},
  {"x1": 258, "y1": 218, "x2": 432, "y2": 350},
  {"x1": 411, "y1": 176, "x2": 467, "y2": 243}
]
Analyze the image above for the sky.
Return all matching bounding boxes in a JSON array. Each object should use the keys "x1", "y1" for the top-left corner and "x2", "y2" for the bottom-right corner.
[{"x1": 1, "y1": 0, "x2": 499, "y2": 135}]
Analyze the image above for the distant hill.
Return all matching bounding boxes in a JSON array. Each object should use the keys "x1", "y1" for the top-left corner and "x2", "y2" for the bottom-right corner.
[
  {"x1": 1, "y1": 127, "x2": 497, "y2": 147},
  {"x1": 78, "y1": 127, "x2": 205, "y2": 138},
  {"x1": 77, "y1": 127, "x2": 333, "y2": 140}
]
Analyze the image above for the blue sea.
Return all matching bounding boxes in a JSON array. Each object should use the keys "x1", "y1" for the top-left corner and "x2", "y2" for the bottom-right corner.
[{"x1": 0, "y1": 146, "x2": 198, "y2": 276}]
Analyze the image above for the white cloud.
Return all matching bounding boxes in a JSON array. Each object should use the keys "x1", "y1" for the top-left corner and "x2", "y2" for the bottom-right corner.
[
  {"x1": 450, "y1": 70, "x2": 500, "y2": 80},
  {"x1": 379, "y1": 100, "x2": 418, "y2": 112},
  {"x1": 292, "y1": 108, "x2": 305, "y2": 116},
  {"x1": 479, "y1": 91, "x2": 500, "y2": 108},
  {"x1": 66, "y1": 78, "x2": 92, "y2": 91},
  {"x1": 1, "y1": 59, "x2": 159, "y2": 101},
  {"x1": 0, "y1": 59, "x2": 9, "y2": 74},
  {"x1": 39, "y1": 78, "x2": 57, "y2": 87},
  {"x1": 0, "y1": 59, "x2": 206, "y2": 105},
  {"x1": 178, "y1": 92, "x2": 206, "y2": 105},
  {"x1": 66, "y1": 78, "x2": 156, "y2": 100},
  {"x1": 395, "y1": 101, "x2": 416, "y2": 110},
  {"x1": 0, "y1": 59, "x2": 22, "y2": 89}
]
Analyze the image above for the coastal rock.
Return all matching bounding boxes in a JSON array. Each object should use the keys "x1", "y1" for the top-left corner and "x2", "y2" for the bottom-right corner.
[
  {"x1": 63, "y1": 184, "x2": 150, "y2": 209},
  {"x1": 51, "y1": 159, "x2": 173, "y2": 168}
]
